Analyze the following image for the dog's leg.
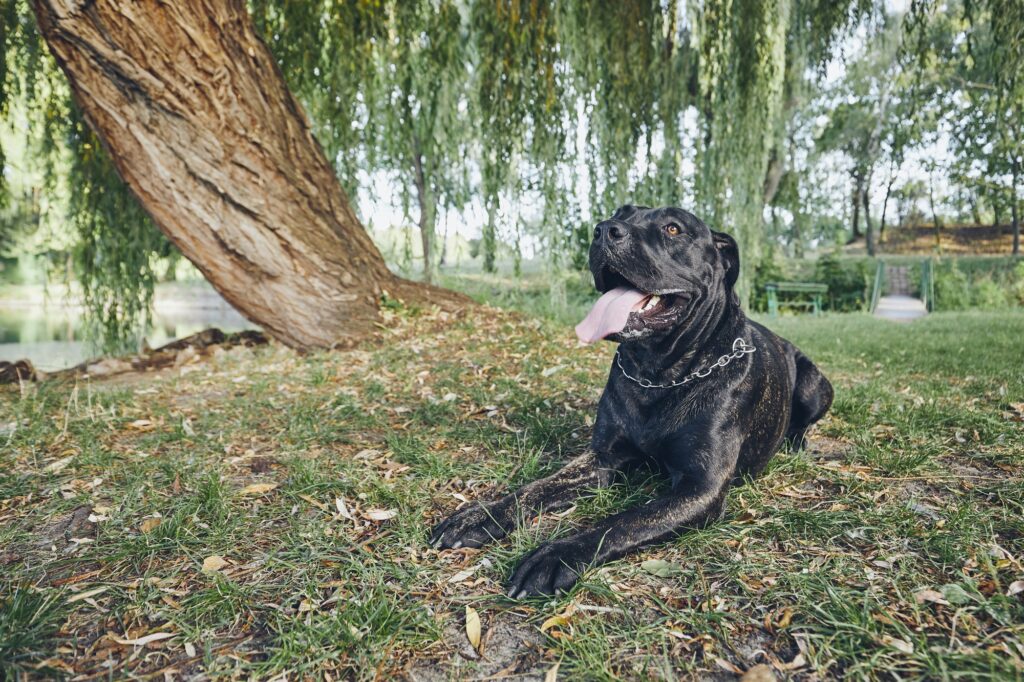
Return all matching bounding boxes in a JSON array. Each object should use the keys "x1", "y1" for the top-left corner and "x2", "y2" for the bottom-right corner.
[
  {"x1": 506, "y1": 465, "x2": 731, "y2": 598},
  {"x1": 429, "y1": 450, "x2": 619, "y2": 550},
  {"x1": 785, "y1": 351, "x2": 834, "y2": 451}
]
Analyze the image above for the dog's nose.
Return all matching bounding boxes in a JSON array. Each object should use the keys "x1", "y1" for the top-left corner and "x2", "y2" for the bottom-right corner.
[{"x1": 594, "y1": 220, "x2": 628, "y2": 245}]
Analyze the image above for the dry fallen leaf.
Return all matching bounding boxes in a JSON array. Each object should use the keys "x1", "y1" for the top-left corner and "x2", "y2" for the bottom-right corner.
[
  {"x1": 140, "y1": 518, "x2": 162, "y2": 533},
  {"x1": 1007, "y1": 580, "x2": 1024, "y2": 597},
  {"x1": 914, "y1": 588, "x2": 949, "y2": 605},
  {"x1": 67, "y1": 586, "x2": 107, "y2": 603},
  {"x1": 448, "y1": 566, "x2": 478, "y2": 584},
  {"x1": 640, "y1": 558, "x2": 683, "y2": 577},
  {"x1": 465, "y1": 606, "x2": 481, "y2": 653},
  {"x1": 881, "y1": 635, "x2": 914, "y2": 654},
  {"x1": 335, "y1": 497, "x2": 355, "y2": 521},
  {"x1": 44, "y1": 456, "x2": 74, "y2": 473},
  {"x1": 545, "y1": 662, "x2": 560, "y2": 682},
  {"x1": 540, "y1": 615, "x2": 571, "y2": 633},
  {"x1": 363, "y1": 509, "x2": 398, "y2": 522},
  {"x1": 238, "y1": 482, "x2": 278, "y2": 496},
  {"x1": 202, "y1": 555, "x2": 229, "y2": 573},
  {"x1": 740, "y1": 664, "x2": 777, "y2": 682},
  {"x1": 299, "y1": 494, "x2": 328, "y2": 511},
  {"x1": 111, "y1": 631, "x2": 176, "y2": 646}
]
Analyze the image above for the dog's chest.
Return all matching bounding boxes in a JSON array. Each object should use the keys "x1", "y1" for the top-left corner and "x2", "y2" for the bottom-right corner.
[{"x1": 599, "y1": 383, "x2": 699, "y2": 459}]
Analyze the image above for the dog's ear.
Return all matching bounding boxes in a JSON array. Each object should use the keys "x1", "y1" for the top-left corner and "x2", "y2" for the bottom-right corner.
[{"x1": 712, "y1": 230, "x2": 740, "y2": 289}]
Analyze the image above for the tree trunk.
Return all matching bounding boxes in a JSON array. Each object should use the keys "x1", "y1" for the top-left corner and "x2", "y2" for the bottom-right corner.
[
  {"x1": 483, "y1": 200, "x2": 497, "y2": 273},
  {"x1": 849, "y1": 173, "x2": 863, "y2": 242},
  {"x1": 33, "y1": 0, "x2": 459, "y2": 349},
  {"x1": 762, "y1": 147, "x2": 785, "y2": 205},
  {"x1": 791, "y1": 207, "x2": 804, "y2": 259},
  {"x1": 863, "y1": 174, "x2": 875, "y2": 256},
  {"x1": 968, "y1": 191, "x2": 981, "y2": 226},
  {"x1": 439, "y1": 215, "x2": 449, "y2": 267},
  {"x1": 411, "y1": 137, "x2": 435, "y2": 284},
  {"x1": 1012, "y1": 158, "x2": 1021, "y2": 256},
  {"x1": 879, "y1": 171, "x2": 896, "y2": 244},
  {"x1": 1012, "y1": 199, "x2": 1020, "y2": 256},
  {"x1": 927, "y1": 170, "x2": 942, "y2": 253}
]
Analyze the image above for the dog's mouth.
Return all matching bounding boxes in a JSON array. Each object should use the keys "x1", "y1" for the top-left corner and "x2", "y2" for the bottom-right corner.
[{"x1": 576, "y1": 267, "x2": 688, "y2": 344}]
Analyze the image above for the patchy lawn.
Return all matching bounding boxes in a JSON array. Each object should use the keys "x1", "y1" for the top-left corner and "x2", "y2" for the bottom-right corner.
[{"x1": 2, "y1": 305, "x2": 1023, "y2": 680}]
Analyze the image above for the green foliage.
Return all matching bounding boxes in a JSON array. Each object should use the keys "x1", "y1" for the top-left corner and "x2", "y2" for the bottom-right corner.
[
  {"x1": 933, "y1": 260, "x2": 972, "y2": 310},
  {"x1": 932, "y1": 257, "x2": 1024, "y2": 311},
  {"x1": 751, "y1": 251, "x2": 786, "y2": 313},
  {"x1": 67, "y1": 116, "x2": 172, "y2": 354},
  {"x1": 2, "y1": 0, "x2": 975, "y2": 349},
  {"x1": 814, "y1": 253, "x2": 870, "y2": 311},
  {"x1": 906, "y1": 0, "x2": 1024, "y2": 238}
]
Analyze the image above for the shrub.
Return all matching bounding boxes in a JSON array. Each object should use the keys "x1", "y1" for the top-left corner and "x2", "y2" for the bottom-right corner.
[
  {"x1": 972, "y1": 276, "x2": 1011, "y2": 309},
  {"x1": 815, "y1": 254, "x2": 869, "y2": 312},
  {"x1": 1011, "y1": 261, "x2": 1024, "y2": 306},
  {"x1": 751, "y1": 253, "x2": 785, "y2": 313},
  {"x1": 933, "y1": 261, "x2": 972, "y2": 310}
]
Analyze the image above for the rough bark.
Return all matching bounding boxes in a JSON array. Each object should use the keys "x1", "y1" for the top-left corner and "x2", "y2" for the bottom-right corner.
[{"x1": 33, "y1": 0, "x2": 462, "y2": 349}]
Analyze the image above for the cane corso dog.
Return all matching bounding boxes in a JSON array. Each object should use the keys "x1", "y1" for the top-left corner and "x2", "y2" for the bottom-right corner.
[{"x1": 430, "y1": 205, "x2": 833, "y2": 598}]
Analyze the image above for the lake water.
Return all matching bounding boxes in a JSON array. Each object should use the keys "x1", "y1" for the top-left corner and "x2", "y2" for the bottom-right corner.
[{"x1": 0, "y1": 284, "x2": 256, "y2": 371}]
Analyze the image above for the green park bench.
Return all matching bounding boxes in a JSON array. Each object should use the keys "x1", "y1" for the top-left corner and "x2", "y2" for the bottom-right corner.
[{"x1": 765, "y1": 281, "x2": 828, "y2": 317}]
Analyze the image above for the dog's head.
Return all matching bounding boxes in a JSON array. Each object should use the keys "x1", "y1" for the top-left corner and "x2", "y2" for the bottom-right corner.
[{"x1": 575, "y1": 205, "x2": 739, "y2": 345}]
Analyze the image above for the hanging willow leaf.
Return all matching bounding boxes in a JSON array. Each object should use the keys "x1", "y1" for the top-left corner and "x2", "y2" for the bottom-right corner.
[{"x1": 1, "y1": 0, "x2": 897, "y2": 346}]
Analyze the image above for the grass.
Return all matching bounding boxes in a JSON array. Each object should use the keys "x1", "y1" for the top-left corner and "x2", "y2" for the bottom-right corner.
[{"x1": 1, "y1": 302, "x2": 1023, "y2": 680}]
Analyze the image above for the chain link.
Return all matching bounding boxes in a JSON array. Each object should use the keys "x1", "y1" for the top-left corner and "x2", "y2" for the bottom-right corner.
[{"x1": 615, "y1": 338, "x2": 757, "y2": 389}]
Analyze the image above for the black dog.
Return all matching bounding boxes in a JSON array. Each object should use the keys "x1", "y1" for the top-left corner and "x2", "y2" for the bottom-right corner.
[{"x1": 431, "y1": 205, "x2": 833, "y2": 598}]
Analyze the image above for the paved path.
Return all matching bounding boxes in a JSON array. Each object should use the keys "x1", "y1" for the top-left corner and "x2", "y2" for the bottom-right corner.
[{"x1": 874, "y1": 265, "x2": 928, "y2": 322}]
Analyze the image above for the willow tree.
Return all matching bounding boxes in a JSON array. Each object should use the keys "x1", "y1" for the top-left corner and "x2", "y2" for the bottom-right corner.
[
  {"x1": 472, "y1": 0, "x2": 566, "y2": 273},
  {"x1": 26, "y1": 0, "x2": 452, "y2": 350},
  {"x1": 375, "y1": 1, "x2": 470, "y2": 283},
  {"x1": 3, "y1": 0, "x2": 890, "y2": 350}
]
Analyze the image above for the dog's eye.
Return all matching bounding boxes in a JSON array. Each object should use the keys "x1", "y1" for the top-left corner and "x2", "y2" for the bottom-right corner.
[{"x1": 665, "y1": 224, "x2": 681, "y2": 236}]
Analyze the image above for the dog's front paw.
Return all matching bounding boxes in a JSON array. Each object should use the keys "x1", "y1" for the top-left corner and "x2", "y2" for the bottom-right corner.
[
  {"x1": 429, "y1": 502, "x2": 510, "y2": 550},
  {"x1": 507, "y1": 540, "x2": 589, "y2": 599}
]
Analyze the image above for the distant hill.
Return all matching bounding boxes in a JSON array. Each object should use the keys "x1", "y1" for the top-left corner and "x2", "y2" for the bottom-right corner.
[{"x1": 845, "y1": 223, "x2": 1020, "y2": 255}]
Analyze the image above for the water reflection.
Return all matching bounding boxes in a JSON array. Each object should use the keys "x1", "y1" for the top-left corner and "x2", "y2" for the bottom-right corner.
[{"x1": 0, "y1": 285, "x2": 256, "y2": 370}]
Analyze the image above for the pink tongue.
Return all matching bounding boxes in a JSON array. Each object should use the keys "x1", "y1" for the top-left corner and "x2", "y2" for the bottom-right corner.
[{"x1": 575, "y1": 287, "x2": 648, "y2": 344}]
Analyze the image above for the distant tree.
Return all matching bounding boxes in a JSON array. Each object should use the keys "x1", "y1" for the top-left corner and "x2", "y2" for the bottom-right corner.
[
  {"x1": 816, "y1": 16, "x2": 923, "y2": 255},
  {"x1": 908, "y1": 0, "x2": 1024, "y2": 254}
]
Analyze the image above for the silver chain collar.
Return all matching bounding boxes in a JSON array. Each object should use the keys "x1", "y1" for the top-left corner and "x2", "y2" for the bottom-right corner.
[{"x1": 615, "y1": 337, "x2": 757, "y2": 389}]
